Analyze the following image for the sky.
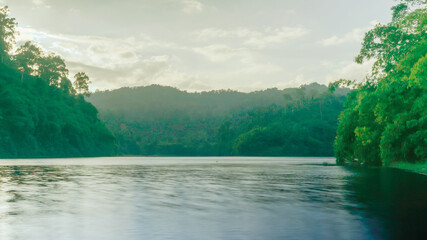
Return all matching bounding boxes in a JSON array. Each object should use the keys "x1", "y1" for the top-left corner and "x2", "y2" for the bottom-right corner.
[{"x1": 1, "y1": 0, "x2": 396, "y2": 92}]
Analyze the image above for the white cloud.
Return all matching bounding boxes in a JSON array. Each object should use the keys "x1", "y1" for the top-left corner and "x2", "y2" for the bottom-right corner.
[
  {"x1": 1, "y1": 0, "x2": 396, "y2": 92},
  {"x1": 32, "y1": 0, "x2": 44, "y2": 5},
  {"x1": 14, "y1": 26, "x2": 193, "y2": 90},
  {"x1": 285, "y1": 9, "x2": 296, "y2": 15},
  {"x1": 193, "y1": 44, "x2": 251, "y2": 62},
  {"x1": 321, "y1": 28, "x2": 365, "y2": 46},
  {"x1": 181, "y1": 0, "x2": 203, "y2": 14},
  {"x1": 12, "y1": 25, "x2": 308, "y2": 92},
  {"x1": 193, "y1": 26, "x2": 309, "y2": 48},
  {"x1": 68, "y1": 54, "x2": 209, "y2": 91},
  {"x1": 31, "y1": 0, "x2": 51, "y2": 8},
  {"x1": 15, "y1": 26, "x2": 181, "y2": 69},
  {"x1": 325, "y1": 59, "x2": 375, "y2": 83},
  {"x1": 321, "y1": 21, "x2": 378, "y2": 46},
  {"x1": 13, "y1": 25, "x2": 215, "y2": 92},
  {"x1": 245, "y1": 27, "x2": 309, "y2": 48},
  {"x1": 194, "y1": 28, "x2": 259, "y2": 41},
  {"x1": 92, "y1": 58, "x2": 210, "y2": 92},
  {"x1": 233, "y1": 63, "x2": 283, "y2": 75}
]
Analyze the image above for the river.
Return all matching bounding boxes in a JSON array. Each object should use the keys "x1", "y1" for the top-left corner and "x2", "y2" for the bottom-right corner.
[{"x1": 0, "y1": 157, "x2": 425, "y2": 240}]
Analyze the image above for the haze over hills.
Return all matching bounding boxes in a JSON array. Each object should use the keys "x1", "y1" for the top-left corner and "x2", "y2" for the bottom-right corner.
[{"x1": 88, "y1": 83, "x2": 349, "y2": 156}]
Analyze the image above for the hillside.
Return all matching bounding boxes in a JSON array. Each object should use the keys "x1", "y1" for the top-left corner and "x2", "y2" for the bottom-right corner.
[
  {"x1": 0, "y1": 7, "x2": 115, "y2": 158},
  {"x1": 0, "y1": 64, "x2": 115, "y2": 158},
  {"x1": 88, "y1": 83, "x2": 349, "y2": 156}
]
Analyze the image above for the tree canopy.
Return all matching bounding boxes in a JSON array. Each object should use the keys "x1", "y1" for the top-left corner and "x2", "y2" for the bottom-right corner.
[
  {"x1": 0, "y1": 6, "x2": 16, "y2": 63},
  {"x1": 89, "y1": 83, "x2": 348, "y2": 156},
  {"x1": 332, "y1": 0, "x2": 426, "y2": 166},
  {"x1": 0, "y1": 6, "x2": 115, "y2": 158}
]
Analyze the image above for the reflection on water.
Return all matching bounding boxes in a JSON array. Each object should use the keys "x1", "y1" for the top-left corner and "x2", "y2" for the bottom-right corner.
[
  {"x1": 0, "y1": 157, "x2": 425, "y2": 240},
  {"x1": 344, "y1": 168, "x2": 427, "y2": 240}
]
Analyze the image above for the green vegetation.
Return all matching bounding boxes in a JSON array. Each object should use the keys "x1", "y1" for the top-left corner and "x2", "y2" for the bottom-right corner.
[
  {"x1": 4, "y1": 1, "x2": 423, "y2": 161},
  {"x1": 389, "y1": 162, "x2": 427, "y2": 175},
  {"x1": 0, "y1": 6, "x2": 115, "y2": 158},
  {"x1": 331, "y1": 0, "x2": 426, "y2": 166},
  {"x1": 89, "y1": 83, "x2": 348, "y2": 156}
]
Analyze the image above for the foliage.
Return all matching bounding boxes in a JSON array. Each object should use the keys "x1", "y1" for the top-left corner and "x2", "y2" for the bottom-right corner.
[
  {"x1": 89, "y1": 83, "x2": 348, "y2": 156},
  {"x1": 0, "y1": 6, "x2": 115, "y2": 157},
  {"x1": 333, "y1": 0, "x2": 426, "y2": 166},
  {"x1": 73, "y1": 72, "x2": 91, "y2": 96},
  {"x1": 0, "y1": 6, "x2": 15, "y2": 64},
  {"x1": 390, "y1": 162, "x2": 427, "y2": 175}
]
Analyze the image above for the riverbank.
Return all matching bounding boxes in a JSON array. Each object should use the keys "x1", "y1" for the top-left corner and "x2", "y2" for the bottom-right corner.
[{"x1": 389, "y1": 162, "x2": 427, "y2": 175}]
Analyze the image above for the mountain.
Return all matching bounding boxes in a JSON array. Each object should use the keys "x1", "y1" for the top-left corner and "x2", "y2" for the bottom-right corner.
[{"x1": 88, "y1": 83, "x2": 349, "y2": 156}]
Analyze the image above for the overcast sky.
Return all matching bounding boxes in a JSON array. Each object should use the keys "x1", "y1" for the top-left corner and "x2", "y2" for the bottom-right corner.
[{"x1": 2, "y1": 0, "x2": 396, "y2": 91}]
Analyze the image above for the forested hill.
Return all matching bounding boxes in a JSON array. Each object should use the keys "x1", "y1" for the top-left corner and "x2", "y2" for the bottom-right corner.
[
  {"x1": 89, "y1": 83, "x2": 349, "y2": 121},
  {"x1": 0, "y1": 64, "x2": 115, "y2": 158},
  {"x1": 88, "y1": 83, "x2": 349, "y2": 156},
  {"x1": 0, "y1": 7, "x2": 115, "y2": 158}
]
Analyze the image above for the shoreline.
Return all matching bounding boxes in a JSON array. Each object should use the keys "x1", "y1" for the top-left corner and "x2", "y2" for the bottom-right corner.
[{"x1": 389, "y1": 162, "x2": 427, "y2": 175}]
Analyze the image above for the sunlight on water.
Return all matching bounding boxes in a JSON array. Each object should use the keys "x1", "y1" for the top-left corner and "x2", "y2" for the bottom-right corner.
[{"x1": 0, "y1": 157, "x2": 425, "y2": 240}]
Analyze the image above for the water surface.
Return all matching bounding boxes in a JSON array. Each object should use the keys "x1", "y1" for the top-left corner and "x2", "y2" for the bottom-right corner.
[{"x1": 0, "y1": 157, "x2": 426, "y2": 240}]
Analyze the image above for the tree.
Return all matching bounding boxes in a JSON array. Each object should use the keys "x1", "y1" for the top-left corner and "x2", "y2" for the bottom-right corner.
[
  {"x1": 333, "y1": 0, "x2": 426, "y2": 166},
  {"x1": 0, "y1": 6, "x2": 17, "y2": 63},
  {"x1": 0, "y1": 7, "x2": 116, "y2": 158},
  {"x1": 73, "y1": 72, "x2": 91, "y2": 96},
  {"x1": 14, "y1": 41, "x2": 42, "y2": 79},
  {"x1": 60, "y1": 77, "x2": 77, "y2": 95},
  {"x1": 13, "y1": 41, "x2": 78, "y2": 94},
  {"x1": 355, "y1": 0, "x2": 426, "y2": 78},
  {"x1": 37, "y1": 53, "x2": 69, "y2": 87}
]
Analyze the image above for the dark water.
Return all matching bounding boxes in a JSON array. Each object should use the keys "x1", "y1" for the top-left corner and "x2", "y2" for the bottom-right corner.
[{"x1": 0, "y1": 157, "x2": 426, "y2": 240}]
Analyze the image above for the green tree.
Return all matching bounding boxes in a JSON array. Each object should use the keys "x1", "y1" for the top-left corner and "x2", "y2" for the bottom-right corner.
[
  {"x1": 60, "y1": 77, "x2": 77, "y2": 95},
  {"x1": 88, "y1": 83, "x2": 347, "y2": 156},
  {"x1": 333, "y1": 0, "x2": 426, "y2": 166},
  {"x1": 13, "y1": 41, "x2": 76, "y2": 94},
  {"x1": 73, "y1": 72, "x2": 92, "y2": 96},
  {"x1": 14, "y1": 41, "x2": 42, "y2": 75},
  {"x1": 37, "y1": 53, "x2": 69, "y2": 87},
  {"x1": 0, "y1": 7, "x2": 116, "y2": 158},
  {"x1": 355, "y1": 0, "x2": 426, "y2": 77},
  {"x1": 0, "y1": 6, "x2": 16, "y2": 64}
]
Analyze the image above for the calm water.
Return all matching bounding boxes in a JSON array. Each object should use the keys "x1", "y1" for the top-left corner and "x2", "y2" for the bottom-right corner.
[{"x1": 0, "y1": 157, "x2": 426, "y2": 240}]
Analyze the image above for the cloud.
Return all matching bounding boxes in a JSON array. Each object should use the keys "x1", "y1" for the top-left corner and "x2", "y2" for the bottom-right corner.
[
  {"x1": 181, "y1": 0, "x2": 203, "y2": 14},
  {"x1": 193, "y1": 26, "x2": 309, "y2": 48},
  {"x1": 325, "y1": 59, "x2": 375, "y2": 83},
  {"x1": 67, "y1": 55, "x2": 208, "y2": 91},
  {"x1": 285, "y1": 9, "x2": 296, "y2": 15},
  {"x1": 16, "y1": 26, "x2": 47, "y2": 42},
  {"x1": 31, "y1": 0, "x2": 51, "y2": 8},
  {"x1": 64, "y1": 60, "x2": 170, "y2": 90},
  {"x1": 321, "y1": 21, "x2": 378, "y2": 46},
  {"x1": 194, "y1": 28, "x2": 259, "y2": 41},
  {"x1": 1, "y1": 0, "x2": 397, "y2": 93},
  {"x1": 232, "y1": 63, "x2": 283, "y2": 75},
  {"x1": 14, "y1": 26, "x2": 202, "y2": 90},
  {"x1": 12, "y1": 25, "x2": 300, "y2": 92},
  {"x1": 245, "y1": 27, "x2": 309, "y2": 48},
  {"x1": 321, "y1": 28, "x2": 365, "y2": 46},
  {"x1": 15, "y1": 26, "x2": 180, "y2": 69},
  {"x1": 193, "y1": 44, "x2": 251, "y2": 62}
]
